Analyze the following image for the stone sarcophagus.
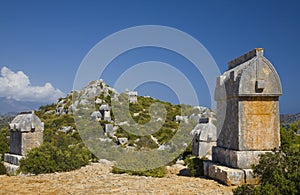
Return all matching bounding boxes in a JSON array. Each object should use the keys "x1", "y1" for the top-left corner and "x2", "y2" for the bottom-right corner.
[
  {"x1": 4, "y1": 111, "x2": 44, "y2": 174},
  {"x1": 204, "y1": 48, "x2": 282, "y2": 186},
  {"x1": 8, "y1": 111, "x2": 44, "y2": 156},
  {"x1": 215, "y1": 48, "x2": 281, "y2": 152}
]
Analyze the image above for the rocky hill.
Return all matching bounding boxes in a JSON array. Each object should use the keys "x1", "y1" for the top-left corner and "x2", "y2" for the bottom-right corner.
[
  {"x1": 48, "y1": 79, "x2": 216, "y2": 153},
  {"x1": 1, "y1": 79, "x2": 217, "y2": 176}
]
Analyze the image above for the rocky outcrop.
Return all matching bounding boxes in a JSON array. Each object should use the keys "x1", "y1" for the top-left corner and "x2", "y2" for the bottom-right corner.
[{"x1": 48, "y1": 79, "x2": 217, "y2": 158}]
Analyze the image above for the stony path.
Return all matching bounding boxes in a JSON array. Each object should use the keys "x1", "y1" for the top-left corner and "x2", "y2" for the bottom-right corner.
[{"x1": 0, "y1": 162, "x2": 234, "y2": 195}]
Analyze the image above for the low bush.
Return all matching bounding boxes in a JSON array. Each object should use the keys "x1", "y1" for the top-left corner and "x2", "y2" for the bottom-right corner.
[
  {"x1": 184, "y1": 155, "x2": 206, "y2": 177},
  {"x1": 19, "y1": 143, "x2": 92, "y2": 175},
  {"x1": 233, "y1": 185, "x2": 260, "y2": 195},
  {"x1": 0, "y1": 127, "x2": 9, "y2": 158},
  {"x1": 0, "y1": 161, "x2": 6, "y2": 175}
]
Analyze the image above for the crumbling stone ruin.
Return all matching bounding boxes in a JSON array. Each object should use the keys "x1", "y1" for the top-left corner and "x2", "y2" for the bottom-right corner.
[
  {"x1": 99, "y1": 104, "x2": 111, "y2": 121},
  {"x1": 4, "y1": 111, "x2": 44, "y2": 174},
  {"x1": 191, "y1": 117, "x2": 217, "y2": 159},
  {"x1": 127, "y1": 91, "x2": 138, "y2": 104},
  {"x1": 204, "y1": 48, "x2": 282, "y2": 186},
  {"x1": 91, "y1": 104, "x2": 111, "y2": 122}
]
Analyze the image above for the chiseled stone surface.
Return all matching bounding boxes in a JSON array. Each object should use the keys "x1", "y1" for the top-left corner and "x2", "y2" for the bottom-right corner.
[
  {"x1": 239, "y1": 98, "x2": 280, "y2": 150},
  {"x1": 203, "y1": 161, "x2": 260, "y2": 186},
  {"x1": 20, "y1": 130, "x2": 44, "y2": 156}
]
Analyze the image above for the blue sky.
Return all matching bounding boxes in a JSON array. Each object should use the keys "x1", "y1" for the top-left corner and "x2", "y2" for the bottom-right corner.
[{"x1": 0, "y1": 0, "x2": 299, "y2": 114}]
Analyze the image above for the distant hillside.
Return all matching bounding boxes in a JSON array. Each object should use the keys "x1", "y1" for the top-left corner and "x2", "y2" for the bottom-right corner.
[
  {"x1": 0, "y1": 97, "x2": 43, "y2": 115},
  {"x1": 280, "y1": 112, "x2": 300, "y2": 124}
]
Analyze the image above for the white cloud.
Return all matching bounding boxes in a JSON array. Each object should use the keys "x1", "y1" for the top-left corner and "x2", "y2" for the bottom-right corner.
[{"x1": 0, "y1": 66, "x2": 65, "y2": 103}]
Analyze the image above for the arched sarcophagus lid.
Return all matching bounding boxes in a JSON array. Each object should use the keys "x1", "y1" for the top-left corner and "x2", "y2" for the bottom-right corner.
[
  {"x1": 9, "y1": 111, "x2": 44, "y2": 132},
  {"x1": 228, "y1": 48, "x2": 282, "y2": 97}
]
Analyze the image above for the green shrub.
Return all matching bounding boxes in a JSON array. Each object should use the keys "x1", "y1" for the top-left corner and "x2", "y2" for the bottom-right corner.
[
  {"x1": 280, "y1": 124, "x2": 300, "y2": 151},
  {"x1": 19, "y1": 143, "x2": 91, "y2": 175},
  {"x1": 112, "y1": 166, "x2": 167, "y2": 178},
  {"x1": 184, "y1": 155, "x2": 206, "y2": 177},
  {"x1": 135, "y1": 136, "x2": 158, "y2": 149},
  {"x1": 153, "y1": 127, "x2": 176, "y2": 144},
  {"x1": 0, "y1": 127, "x2": 9, "y2": 158},
  {"x1": 0, "y1": 161, "x2": 6, "y2": 175},
  {"x1": 233, "y1": 185, "x2": 260, "y2": 195}
]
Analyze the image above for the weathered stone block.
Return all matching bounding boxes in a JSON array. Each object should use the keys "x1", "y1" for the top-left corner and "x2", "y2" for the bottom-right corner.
[
  {"x1": 203, "y1": 161, "x2": 259, "y2": 186},
  {"x1": 239, "y1": 98, "x2": 280, "y2": 150},
  {"x1": 216, "y1": 98, "x2": 280, "y2": 151},
  {"x1": 4, "y1": 153, "x2": 23, "y2": 165},
  {"x1": 212, "y1": 146, "x2": 270, "y2": 169},
  {"x1": 203, "y1": 161, "x2": 245, "y2": 186}
]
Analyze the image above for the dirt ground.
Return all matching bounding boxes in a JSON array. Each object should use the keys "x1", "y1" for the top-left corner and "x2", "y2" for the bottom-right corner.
[{"x1": 0, "y1": 162, "x2": 234, "y2": 195}]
